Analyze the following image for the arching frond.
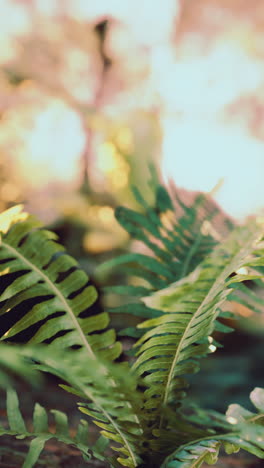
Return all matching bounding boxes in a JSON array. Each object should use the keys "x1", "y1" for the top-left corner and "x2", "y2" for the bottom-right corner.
[
  {"x1": 23, "y1": 346, "x2": 144, "y2": 468},
  {"x1": 0, "y1": 205, "x2": 121, "y2": 360},
  {"x1": 100, "y1": 183, "x2": 231, "y2": 338},
  {"x1": 133, "y1": 222, "x2": 264, "y2": 432}
]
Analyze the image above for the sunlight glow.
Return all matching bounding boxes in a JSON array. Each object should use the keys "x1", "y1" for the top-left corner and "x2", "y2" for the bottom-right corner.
[
  {"x1": 1, "y1": 98, "x2": 86, "y2": 188},
  {"x1": 161, "y1": 118, "x2": 264, "y2": 219},
  {"x1": 35, "y1": 0, "x2": 60, "y2": 17},
  {"x1": 0, "y1": 0, "x2": 30, "y2": 63},
  {"x1": 97, "y1": 143, "x2": 119, "y2": 173},
  {"x1": 98, "y1": 206, "x2": 115, "y2": 225},
  {"x1": 26, "y1": 105, "x2": 85, "y2": 185},
  {"x1": 0, "y1": 0, "x2": 264, "y2": 224},
  {"x1": 156, "y1": 31, "x2": 264, "y2": 221},
  {"x1": 95, "y1": 141, "x2": 130, "y2": 191},
  {"x1": 115, "y1": 127, "x2": 134, "y2": 154},
  {"x1": 68, "y1": 0, "x2": 179, "y2": 46},
  {"x1": 111, "y1": 170, "x2": 129, "y2": 190},
  {"x1": 153, "y1": 43, "x2": 263, "y2": 114}
]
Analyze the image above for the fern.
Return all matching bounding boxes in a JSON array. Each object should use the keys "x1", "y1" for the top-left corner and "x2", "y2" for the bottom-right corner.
[
  {"x1": 161, "y1": 387, "x2": 264, "y2": 467},
  {"x1": 100, "y1": 183, "x2": 231, "y2": 339},
  {"x1": 0, "y1": 181, "x2": 263, "y2": 468},
  {"x1": 0, "y1": 206, "x2": 143, "y2": 467},
  {"x1": 131, "y1": 222, "x2": 263, "y2": 436},
  {"x1": 0, "y1": 205, "x2": 121, "y2": 360},
  {"x1": 0, "y1": 343, "x2": 144, "y2": 467},
  {"x1": 27, "y1": 346, "x2": 145, "y2": 468},
  {"x1": 0, "y1": 387, "x2": 108, "y2": 468}
]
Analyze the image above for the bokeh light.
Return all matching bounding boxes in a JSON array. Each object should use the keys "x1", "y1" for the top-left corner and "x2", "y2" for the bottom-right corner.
[{"x1": 0, "y1": 0, "x2": 264, "y2": 227}]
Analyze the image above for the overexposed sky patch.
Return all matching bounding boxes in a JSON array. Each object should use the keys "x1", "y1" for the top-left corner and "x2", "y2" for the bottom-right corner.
[{"x1": 162, "y1": 118, "x2": 264, "y2": 219}]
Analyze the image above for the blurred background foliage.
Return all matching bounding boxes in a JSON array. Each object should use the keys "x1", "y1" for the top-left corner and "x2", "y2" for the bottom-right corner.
[{"x1": 0, "y1": 0, "x2": 263, "y2": 416}]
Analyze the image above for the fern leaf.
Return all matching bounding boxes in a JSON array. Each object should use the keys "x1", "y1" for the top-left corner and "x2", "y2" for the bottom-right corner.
[
  {"x1": 116, "y1": 185, "x2": 222, "y2": 279},
  {"x1": 133, "y1": 222, "x2": 263, "y2": 430},
  {"x1": 0, "y1": 207, "x2": 137, "y2": 463},
  {"x1": 65, "y1": 362, "x2": 144, "y2": 467},
  {"x1": 162, "y1": 440, "x2": 221, "y2": 468},
  {"x1": 100, "y1": 184, "x2": 228, "y2": 339},
  {"x1": 21, "y1": 346, "x2": 144, "y2": 468},
  {"x1": 0, "y1": 388, "x2": 103, "y2": 468},
  {"x1": 0, "y1": 205, "x2": 120, "y2": 361},
  {"x1": 161, "y1": 388, "x2": 264, "y2": 467}
]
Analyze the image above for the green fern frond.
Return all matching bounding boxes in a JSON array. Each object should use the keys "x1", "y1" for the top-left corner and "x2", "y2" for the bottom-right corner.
[
  {"x1": 162, "y1": 440, "x2": 221, "y2": 468},
  {"x1": 228, "y1": 244, "x2": 264, "y2": 319},
  {"x1": 0, "y1": 387, "x2": 107, "y2": 468},
  {"x1": 0, "y1": 205, "x2": 121, "y2": 360},
  {"x1": 0, "y1": 206, "x2": 143, "y2": 467},
  {"x1": 100, "y1": 183, "x2": 230, "y2": 339},
  {"x1": 20, "y1": 345, "x2": 144, "y2": 468},
  {"x1": 0, "y1": 194, "x2": 263, "y2": 468},
  {"x1": 133, "y1": 222, "x2": 263, "y2": 431},
  {"x1": 161, "y1": 387, "x2": 264, "y2": 468}
]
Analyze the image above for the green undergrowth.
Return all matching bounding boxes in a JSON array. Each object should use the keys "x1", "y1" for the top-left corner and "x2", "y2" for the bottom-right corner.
[{"x1": 0, "y1": 177, "x2": 263, "y2": 467}]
